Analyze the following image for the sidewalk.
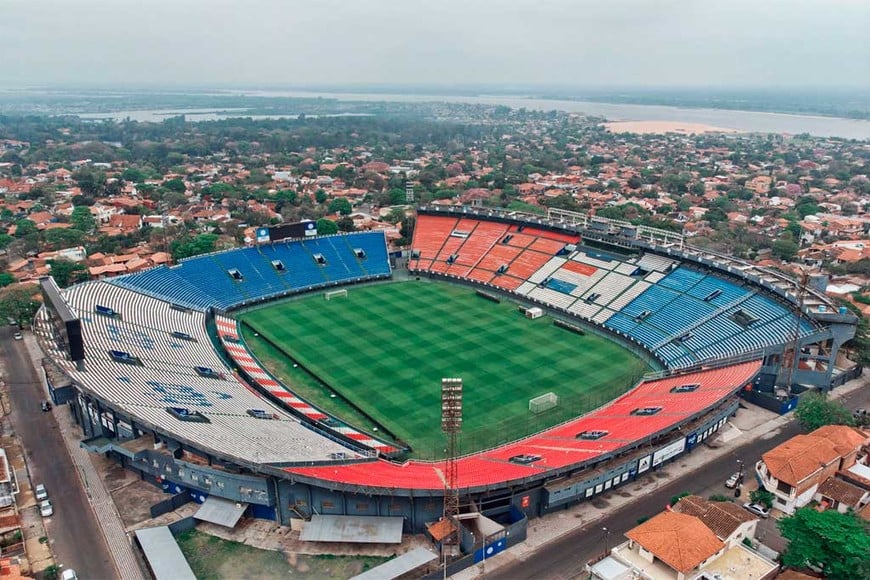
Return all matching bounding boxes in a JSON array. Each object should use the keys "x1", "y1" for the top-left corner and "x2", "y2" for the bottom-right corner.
[
  {"x1": 452, "y1": 372, "x2": 869, "y2": 579},
  {"x1": 23, "y1": 336, "x2": 146, "y2": 580}
]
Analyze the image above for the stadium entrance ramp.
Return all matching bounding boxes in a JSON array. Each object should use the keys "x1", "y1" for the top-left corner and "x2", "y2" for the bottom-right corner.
[
  {"x1": 194, "y1": 496, "x2": 248, "y2": 528},
  {"x1": 300, "y1": 515, "x2": 404, "y2": 543},
  {"x1": 350, "y1": 547, "x2": 438, "y2": 580}
]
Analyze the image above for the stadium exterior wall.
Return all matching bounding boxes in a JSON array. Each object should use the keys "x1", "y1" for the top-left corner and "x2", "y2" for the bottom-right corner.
[{"x1": 62, "y1": 366, "x2": 741, "y2": 533}]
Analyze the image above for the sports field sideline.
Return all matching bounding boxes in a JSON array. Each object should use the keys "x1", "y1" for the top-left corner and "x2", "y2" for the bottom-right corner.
[{"x1": 239, "y1": 280, "x2": 648, "y2": 459}]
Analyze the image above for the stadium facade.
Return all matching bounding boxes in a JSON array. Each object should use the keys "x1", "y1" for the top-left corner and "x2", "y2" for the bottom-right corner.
[{"x1": 35, "y1": 207, "x2": 858, "y2": 534}]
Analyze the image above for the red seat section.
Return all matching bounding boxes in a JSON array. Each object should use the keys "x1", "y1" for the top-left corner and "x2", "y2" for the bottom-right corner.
[
  {"x1": 477, "y1": 244, "x2": 523, "y2": 272},
  {"x1": 519, "y1": 227, "x2": 581, "y2": 244},
  {"x1": 411, "y1": 214, "x2": 459, "y2": 261},
  {"x1": 453, "y1": 221, "x2": 509, "y2": 267},
  {"x1": 508, "y1": 249, "x2": 553, "y2": 279},
  {"x1": 562, "y1": 260, "x2": 598, "y2": 276},
  {"x1": 286, "y1": 360, "x2": 761, "y2": 490}
]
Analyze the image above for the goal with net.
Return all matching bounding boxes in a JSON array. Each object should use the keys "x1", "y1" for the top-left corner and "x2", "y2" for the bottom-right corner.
[
  {"x1": 529, "y1": 392, "x2": 559, "y2": 413},
  {"x1": 324, "y1": 289, "x2": 348, "y2": 300}
]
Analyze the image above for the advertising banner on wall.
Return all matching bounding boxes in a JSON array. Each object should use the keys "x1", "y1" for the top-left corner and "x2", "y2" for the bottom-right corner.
[{"x1": 652, "y1": 438, "x2": 687, "y2": 467}]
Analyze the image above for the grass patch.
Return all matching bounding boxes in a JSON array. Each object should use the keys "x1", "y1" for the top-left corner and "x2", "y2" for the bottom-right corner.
[
  {"x1": 240, "y1": 280, "x2": 647, "y2": 459},
  {"x1": 176, "y1": 530, "x2": 387, "y2": 579}
]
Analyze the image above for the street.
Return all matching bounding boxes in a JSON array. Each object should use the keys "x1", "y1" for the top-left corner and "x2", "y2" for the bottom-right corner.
[
  {"x1": 488, "y1": 378, "x2": 870, "y2": 580},
  {"x1": 0, "y1": 326, "x2": 116, "y2": 579}
]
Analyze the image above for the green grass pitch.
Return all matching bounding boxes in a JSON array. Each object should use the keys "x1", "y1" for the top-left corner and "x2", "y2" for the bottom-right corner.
[{"x1": 238, "y1": 281, "x2": 648, "y2": 459}]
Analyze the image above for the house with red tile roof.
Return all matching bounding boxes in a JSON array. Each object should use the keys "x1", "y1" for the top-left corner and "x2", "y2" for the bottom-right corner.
[{"x1": 756, "y1": 425, "x2": 868, "y2": 514}]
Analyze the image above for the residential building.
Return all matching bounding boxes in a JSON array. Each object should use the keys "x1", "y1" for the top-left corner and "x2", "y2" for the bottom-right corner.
[{"x1": 755, "y1": 424, "x2": 869, "y2": 514}]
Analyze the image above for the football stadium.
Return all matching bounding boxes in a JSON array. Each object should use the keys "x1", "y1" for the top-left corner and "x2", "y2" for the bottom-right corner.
[{"x1": 34, "y1": 206, "x2": 859, "y2": 544}]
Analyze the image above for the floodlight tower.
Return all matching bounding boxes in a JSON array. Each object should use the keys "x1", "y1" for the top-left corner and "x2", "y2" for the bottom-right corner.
[
  {"x1": 441, "y1": 377, "x2": 463, "y2": 524},
  {"x1": 781, "y1": 268, "x2": 809, "y2": 392}
]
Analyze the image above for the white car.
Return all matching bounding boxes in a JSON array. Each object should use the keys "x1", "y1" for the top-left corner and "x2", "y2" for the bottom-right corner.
[
  {"x1": 743, "y1": 502, "x2": 770, "y2": 518},
  {"x1": 13, "y1": 332, "x2": 22, "y2": 340},
  {"x1": 725, "y1": 472, "x2": 741, "y2": 488},
  {"x1": 61, "y1": 569, "x2": 78, "y2": 580},
  {"x1": 34, "y1": 483, "x2": 48, "y2": 501},
  {"x1": 39, "y1": 500, "x2": 53, "y2": 517}
]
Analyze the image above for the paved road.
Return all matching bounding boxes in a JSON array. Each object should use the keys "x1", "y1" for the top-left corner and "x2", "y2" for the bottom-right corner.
[
  {"x1": 0, "y1": 326, "x2": 116, "y2": 579},
  {"x1": 487, "y1": 422, "x2": 802, "y2": 580},
  {"x1": 489, "y1": 382, "x2": 870, "y2": 580}
]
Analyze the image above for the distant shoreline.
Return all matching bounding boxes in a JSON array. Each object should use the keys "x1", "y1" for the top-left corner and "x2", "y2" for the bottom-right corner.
[{"x1": 604, "y1": 121, "x2": 742, "y2": 135}]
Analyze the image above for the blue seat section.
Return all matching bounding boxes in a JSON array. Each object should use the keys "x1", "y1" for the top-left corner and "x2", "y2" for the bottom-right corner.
[
  {"x1": 740, "y1": 294, "x2": 791, "y2": 320},
  {"x1": 210, "y1": 247, "x2": 291, "y2": 299},
  {"x1": 109, "y1": 232, "x2": 392, "y2": 311},
  {"x1": 259, "y1": 241, "x2": 327, "y2": 289},
  {"x1": 546, "y1": 278, "x2": 577, "y2": 294},
  {"x1": 620, "y1": 285, "x2": 682, "y2": 319},
  {"x1": 339, "y1": 234, "x2": 391, "y2": 276},
  {"x1": 657, "y1": 267, "x2": 706, "y2": 291},
  {"x1": 645, "y1": 295, "x2": 715, "y2": 338},
  {"x1": 605, "y1": 267, "x2": 817, "y2": 369},
  {"x1": 175, "y1": 256, "x2": 249, "y2": 310},
  {"x1": 684, "y1": 275, "x2": 749, "y2": 307},
  {"x1": 301, "y1": 238, "x2": 365, "y2": 280},
  {"x1": 111, "y1": 265, "x2": 218, "y2": 310}
]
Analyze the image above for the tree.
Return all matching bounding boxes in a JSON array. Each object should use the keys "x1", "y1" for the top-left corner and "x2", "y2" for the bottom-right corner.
[
  {"x1": 794, "y1": 392, "x2": 855, "y2": 431},
  {"x1": 47, "y1": 259, "x2": 88, "y2": 288},
  {"x1": 0, "y1": 233, "x2": 14, "y2": 249},
  {"x1": 163, "y1": 178, "x2": 186, "y2": 193},
  {"x1": 0, "y1": 285, "x2": 41, "y2": 327},
  {"x1": 778, "y1": 508, "x2": 870, "y2": 580},
  {"x1": 70, "y1": 206, "x2": 96, "y2": 234},
  {"x1": 315, "y1": 218, "x2": 338, "y2": 235},
  {"x1": 121, "y1": 167, "x2": 147, "y2": 183},
  {"x1": 44, "y1": 228, "x2": 85, "y2": 250},
  {"x1": 72, "y1": 167, "x2": 105, "y2": 196},
  {"x1": 314, "y1": 189, "x2": 328, "y2": 204},
  {"x1": 705, "y1": 207, "x2": 728, "y2": 226},
  {"x1": 336, "y1": 216, "x2": 356, "y2": 232},
  {"x1": 771, "y1": 238, "x2": 798, "y2": 261},
  {"x1": 169, "y1": 233, "x2": 219, "y2": 261},
  {"x1": 13, "y1": 219, "x2": 37, "y2": 238},
  {"x1": 328, "y1": 197, "x2": 353, "y2": 216},
  {"x1": 749, "y1": 489, "x2": 774, "y2": 509},
  {"x1": 388, "y1": 188, "x2": 407, "y2": 205},
  {"x1": 0, "y1": 273, "x2": 14, "y2": 288}
]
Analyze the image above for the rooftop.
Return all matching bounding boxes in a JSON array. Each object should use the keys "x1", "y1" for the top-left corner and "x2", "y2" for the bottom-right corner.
[{"x1": 624, "y1": 511, "x2": 723, "y2": 574}]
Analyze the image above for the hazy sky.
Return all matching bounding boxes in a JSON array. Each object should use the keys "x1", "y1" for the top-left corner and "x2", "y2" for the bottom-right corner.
[{"x1": 2, "y1": 0, "x2": 868, "y2": 89}]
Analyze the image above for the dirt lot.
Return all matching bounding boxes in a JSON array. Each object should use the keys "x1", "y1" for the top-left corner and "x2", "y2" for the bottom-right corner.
[{"x1": 176, "y1": 530, "x2": 388, "y2": 579}]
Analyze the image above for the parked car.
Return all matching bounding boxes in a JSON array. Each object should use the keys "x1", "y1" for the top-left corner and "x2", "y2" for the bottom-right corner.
[
  {"x1": 60, "y1": 569, "x2": 78, "y2": 580},
  {"x1": 13, "y1": 332, "x2": 22, "y2": 340},
  {"x1": 41, "y1": 401, "x2": 51, "y2": 412},
  {"x1": 743, "y1": 502, "x2": 770, "y2": 518},
  {"x1": 725, "y1": 472, "x2": 741, "y2": 488},
  {"x1": 34, "y1": 483, "x2": 48, "y2": 501},
  {"x1": 39, "y1": 500, "x2": 53, "y2": 517}
]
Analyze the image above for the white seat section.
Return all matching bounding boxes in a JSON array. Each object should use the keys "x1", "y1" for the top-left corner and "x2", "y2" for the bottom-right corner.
[
  {"x1": 122, "y1": 405, "x2": 351, "y2": 464},
  {"x1": 607, "y1": 280, "x2": 651, "y2": 310},
  {"x1": 643, "y1": 271, "x2": 666, "y2": 284},
  {"x1": 516, "y1": 281, "x2": 538, "y2": 296},
  {"x1": 527, "y1": 257, "x2": 566, "y2": 284},
  {"x1": 615, "y1": 262, "x2": 639, "y2": 275},
  {"x1": 593, "y1": 308, "x2": 614, "y2": 324},
  {"x1": 636, "y1": 253, "x2": 677, "y2": 272},
  {"x1": 584, "y1": 271, "x2": 635, "y2": 305},
  {"x1": 57, "y1": 282, "x2": 359, "y2": 464},
  {"x1": 570, "y1": 252, "x2": 614, "y2": 270},
  {"x1": 568, "y1": 300, "x2": 601, "y2": 319},
  {"x1": 526, "y1": 286, "x2": 578, "y2": 311}
]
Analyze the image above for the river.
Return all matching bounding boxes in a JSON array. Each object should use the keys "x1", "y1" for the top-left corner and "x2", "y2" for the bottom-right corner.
[
  {"x1": 77, "y1": 89, "x2": 870, "y2": 139},
  {"x1": 234, "y1": 90, "x2": 870, "y2": 140}
]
